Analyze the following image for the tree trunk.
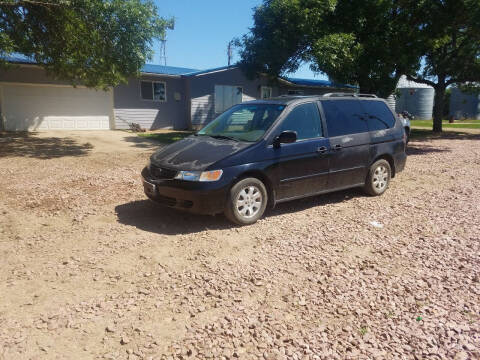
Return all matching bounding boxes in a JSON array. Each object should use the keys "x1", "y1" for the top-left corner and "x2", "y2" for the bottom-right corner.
[{"x1": 432, "y1": 84, "x2": 446, "y2": 132}]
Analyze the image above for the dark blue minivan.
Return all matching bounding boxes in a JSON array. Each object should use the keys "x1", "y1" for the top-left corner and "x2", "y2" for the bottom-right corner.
[{"x1": 141, "y1": 94, "x2": 407, "y2": 225}]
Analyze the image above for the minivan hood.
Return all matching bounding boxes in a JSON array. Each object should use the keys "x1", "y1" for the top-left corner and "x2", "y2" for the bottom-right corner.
[{"x1": 150, "y1": 135, "x2": 251, "y2": 171}]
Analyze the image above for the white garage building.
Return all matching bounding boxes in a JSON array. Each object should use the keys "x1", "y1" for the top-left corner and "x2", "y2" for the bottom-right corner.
[
  {"x1": 0, "y1": 56, "x2": 114, "y2": 131},
  {"x1": 1, "y1": 84, "x2": 112, "y2": 131}
]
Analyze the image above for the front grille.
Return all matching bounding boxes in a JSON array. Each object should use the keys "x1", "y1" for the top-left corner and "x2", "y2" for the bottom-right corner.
[{"x1": 150, "y1": 164, "x2": 177, "y2": 180}]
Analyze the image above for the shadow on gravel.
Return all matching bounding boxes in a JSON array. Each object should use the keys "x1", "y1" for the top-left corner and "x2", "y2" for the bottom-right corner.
[
  {"x1": 0, "y1": 132, "x2": 93, "y2": 159},
  {"x1": 115, "y1": 200, "x2": 231, "y2": 235},
  {"x1": 270, "y1": 187, "x2": 364, "y2": 217},
  {"x1": 406, "y1": 144, "x2": 451, "y2": 156},
  {"x1": 115, "y1": 188, "x2": 364, "y2": 235}
]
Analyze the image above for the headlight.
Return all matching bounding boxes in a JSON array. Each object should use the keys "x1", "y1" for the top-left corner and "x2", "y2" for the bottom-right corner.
[{"x1": 174, "y1": 169, "x2": 223, "y2": 182}]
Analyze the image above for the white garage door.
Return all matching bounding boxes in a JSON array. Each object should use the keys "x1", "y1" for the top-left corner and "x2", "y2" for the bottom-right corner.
[{"x1": 1, "y1": 84, "x2": 112, "y2": 131}]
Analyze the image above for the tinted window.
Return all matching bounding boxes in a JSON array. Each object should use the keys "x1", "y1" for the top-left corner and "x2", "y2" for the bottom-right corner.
[
  {"x1": 141, "y1": 81, "x2": 166, "y2": 101},
  {"x1": 361, "y1": 101, "x2": 396, "y2": 130},
  {"x1": 321, "y1": 100, "x2": 368, "y2": 137},
  {"x1": 279, "y1": 103, "x2": 322, "y2": 140}
]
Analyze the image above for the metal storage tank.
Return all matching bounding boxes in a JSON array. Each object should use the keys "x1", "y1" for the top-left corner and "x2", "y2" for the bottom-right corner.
[
  {"x1": 449, "y1": 87, "x2": 480, "y2": 120},
  {"x1": 395, "y1": 76, "x2": 435, "y2": 119},
  {"x1": 385, "y1": 94, "x2": 396, "y2": 112}
]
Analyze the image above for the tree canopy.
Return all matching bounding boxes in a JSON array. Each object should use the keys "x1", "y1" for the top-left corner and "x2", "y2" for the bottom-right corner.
[
  {"x1": 406, "y1": 0, "x2": 480, "y2": 131},
  {"x1": 238, "y1": 0, "x2": 480, "y2": 131},
  {"x1": 0, "y1": 0, "x2": 173, "y2": 89},
  {"x1": 238, "y1": 0, "x2": 420, "y2": 97}
]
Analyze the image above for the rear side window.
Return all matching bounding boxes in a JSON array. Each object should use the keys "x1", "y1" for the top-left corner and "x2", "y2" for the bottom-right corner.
[
  {"x1": 361, "y1": 101, "x2": 396, "y2": 130},
  {"x1": 279, "y1": 103, "x2": 323, "y2": 140},
  {"x1": 321, "y1": 100, "x2": 368, "y2": 137}
]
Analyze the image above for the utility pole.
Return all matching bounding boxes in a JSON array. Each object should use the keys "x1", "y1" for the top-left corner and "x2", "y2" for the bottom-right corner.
[{"x1": 227, "y1": 41, "x2": 233, "y2": 66}]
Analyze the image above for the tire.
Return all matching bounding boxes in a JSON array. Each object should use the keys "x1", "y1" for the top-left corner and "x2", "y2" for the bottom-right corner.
[
  {"x1": 363, "y1": 159, "x2": 391, "y2": 196},
  {"x1": 225, "y1": 177, "x2": 268, "y2": 225}
]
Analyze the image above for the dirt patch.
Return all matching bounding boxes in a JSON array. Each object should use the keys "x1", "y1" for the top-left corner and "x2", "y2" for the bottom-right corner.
[{"x1": 0, "y1": 130, "x2": 479, "y2": 359}]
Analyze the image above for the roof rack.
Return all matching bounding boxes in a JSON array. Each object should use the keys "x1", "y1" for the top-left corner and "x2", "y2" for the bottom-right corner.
[{"x1": 323, "y1": 92, "x2": 378, "y2": 98}]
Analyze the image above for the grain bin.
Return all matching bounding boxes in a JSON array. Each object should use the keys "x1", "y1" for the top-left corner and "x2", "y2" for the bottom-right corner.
[
  {"x1": 385, "y1": 94, "x2": 396, "y2": 111},
  {"x1": 395, "y1": 76, "x2": 435, "y2": 119},
  {"x1": 449, "y1": 87, "x2": 480, "y2": 120}
]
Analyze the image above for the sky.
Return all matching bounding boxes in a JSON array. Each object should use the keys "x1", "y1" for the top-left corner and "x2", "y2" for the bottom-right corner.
[{"x1": 152, "y1": 0, "x2": 327, "y2": 80}]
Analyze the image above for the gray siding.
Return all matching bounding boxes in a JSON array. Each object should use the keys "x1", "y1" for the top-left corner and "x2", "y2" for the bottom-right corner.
[
  {"x1": 113, "y1": 75, "x2": 188, "y2": 130},
  {"x1": 188, "y1": 68, "x2": 281, "y2": 128},
  {"x1": 449, "y1": 87, "x2": 480, "y2": 120},
  {"x1": 188, "y1": 68, "x2": 353, "y2": 128}
]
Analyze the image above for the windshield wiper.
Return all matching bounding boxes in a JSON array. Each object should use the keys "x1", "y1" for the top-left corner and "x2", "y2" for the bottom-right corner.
[{"x1": 208, "y1": 135, "x2": 239, "y2": 141}]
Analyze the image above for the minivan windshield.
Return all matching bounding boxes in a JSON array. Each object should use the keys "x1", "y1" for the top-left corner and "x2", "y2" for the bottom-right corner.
[{"x1": 197, "y1": 103, "x2": 286, "y2": 142}]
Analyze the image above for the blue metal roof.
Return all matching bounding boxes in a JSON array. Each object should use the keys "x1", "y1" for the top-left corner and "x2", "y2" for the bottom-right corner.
[
  {"x1": 2, "y1": 54, "x2": 356, "y2": 88},
  {"x1": 141, "y1": 63, "x2": 199, "y2": 76},
  {"x1": 284, "y1": 77, "x2": 358, "y2": 89},
  {"x1": 2, "y1": 54, "x2": 200, "y2": 76},
  {"x1": 2, "y1": 53, "x2": 36, "y2": 64},
  {"x1": 185, "y1": 65, "x2": 237, "y2": 76}
]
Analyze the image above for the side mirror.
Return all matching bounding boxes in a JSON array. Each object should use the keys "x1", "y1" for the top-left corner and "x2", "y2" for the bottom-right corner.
[{"x1": 274, "y1": 130, "x2": 297, "y2": 148}]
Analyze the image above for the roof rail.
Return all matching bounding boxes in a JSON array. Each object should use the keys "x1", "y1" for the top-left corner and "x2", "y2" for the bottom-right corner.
[{"x1": 323, "y1": 92, "x2": 378, "y2": 98}]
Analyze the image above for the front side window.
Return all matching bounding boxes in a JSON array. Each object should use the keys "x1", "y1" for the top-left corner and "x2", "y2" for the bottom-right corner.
[
  {"x1": 198, "y1": 104, "x2": 286, "y2": 142},
  {"x1": 141, "y1": 81, "x2": 166, "y2": 101},
  {"x1": 278, "y1": 102, "x2": 323, "y2": 140},
  {"x1": 321, "y1": 100, "x2": 368, "y2": 137},
  {"x1": 361, "y1": 101, "x2": 396, "y2": 131}
]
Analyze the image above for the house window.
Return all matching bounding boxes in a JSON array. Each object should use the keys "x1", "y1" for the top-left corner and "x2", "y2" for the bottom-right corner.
[
  {"x1": 141, "y1": 81, "x2": 166, "y2": 101},
  {"x1": 288, "y1": 89, "x2": 304, "y2": 95},
  {"x1": 215, "y1": 85, "x2": 243, "y2": 113},
  {"x1": 261, "y1": 86, "x2": 272, "y2": 99}
]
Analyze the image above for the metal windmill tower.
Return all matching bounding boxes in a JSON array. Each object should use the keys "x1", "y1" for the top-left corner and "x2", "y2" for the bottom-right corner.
[
  {"x1": 159, "y1": 22, "x2": 174, "y2": 66},
  {"x1": 159, "y1": 35, "x2": 167, "y2": 66}
]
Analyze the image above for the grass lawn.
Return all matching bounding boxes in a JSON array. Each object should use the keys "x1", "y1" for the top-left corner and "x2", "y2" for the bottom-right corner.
[
  {"x1": 138, "y1": 131, "x2": 195, "y2": 144},
  {"x1": 411, "y1": 119, "x2": 480, "y2": 129}
]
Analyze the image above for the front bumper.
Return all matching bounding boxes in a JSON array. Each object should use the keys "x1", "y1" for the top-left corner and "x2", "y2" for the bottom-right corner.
[{"x1": 141, "y1": 167, "x2": 228, "y2": 215}]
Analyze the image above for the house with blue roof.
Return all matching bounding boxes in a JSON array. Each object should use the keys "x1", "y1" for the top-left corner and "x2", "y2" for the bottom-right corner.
[{"x1": 0, "y1": 55, "x2": 355, "y2": 131}]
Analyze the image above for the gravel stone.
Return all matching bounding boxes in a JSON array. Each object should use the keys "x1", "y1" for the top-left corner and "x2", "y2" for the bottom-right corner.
[{"x1": 0, "y1": 131, "x2": 479, "y2": 359}]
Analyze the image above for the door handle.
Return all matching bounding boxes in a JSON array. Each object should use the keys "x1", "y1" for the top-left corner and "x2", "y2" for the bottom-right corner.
[
  {"x1": 333, "y1": 144, "x2": 342, "y2": 151},
  {"x1": 316, "y1": 146, "x2": 328, "y2": 154}
]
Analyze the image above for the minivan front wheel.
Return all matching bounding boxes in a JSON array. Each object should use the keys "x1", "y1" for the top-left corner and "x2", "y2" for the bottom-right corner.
[
  {"x1": 364, "y1": 159, "x2": 391, "y2": 196},
  {"x1": 225, "y1": 177, "x2": 268, "y2": 225}
]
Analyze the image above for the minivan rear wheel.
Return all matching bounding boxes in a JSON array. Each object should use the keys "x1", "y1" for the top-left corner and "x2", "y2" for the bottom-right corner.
[
  {"x1": 225, "y1": 177, "x2": 268, "y2": 225},
  {"x1": 363, "y1": 159, "x2": 391, "y2": 196}
]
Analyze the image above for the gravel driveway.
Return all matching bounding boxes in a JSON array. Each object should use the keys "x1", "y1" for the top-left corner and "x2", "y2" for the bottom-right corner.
[{"x1": 0, "y1": 130, "x2": 479, "y2": 360}]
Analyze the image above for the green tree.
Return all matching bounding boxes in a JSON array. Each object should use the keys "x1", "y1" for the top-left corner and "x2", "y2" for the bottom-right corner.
[
  {"x1": 238, "y1": 0, "x2": 420, "y2": 97},
  {"x1": 0, "y1": 0, "x2": 173, "y2": 89},
  {"x1": 239, "y1": 0, "x2": 480, "y2": 132},
  {"x1": 406, "y1": 0, "x2": 480, "y2": 132}
]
